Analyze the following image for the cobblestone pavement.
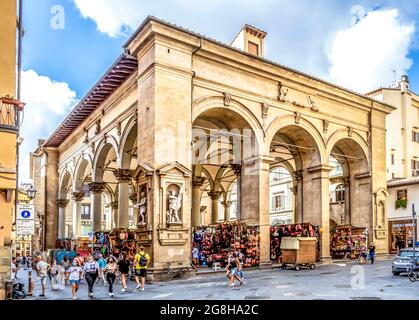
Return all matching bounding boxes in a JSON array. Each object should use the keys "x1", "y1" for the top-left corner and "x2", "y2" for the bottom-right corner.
[{"x1": 15, "y1": 259, "x2": 419, "y2": 300}]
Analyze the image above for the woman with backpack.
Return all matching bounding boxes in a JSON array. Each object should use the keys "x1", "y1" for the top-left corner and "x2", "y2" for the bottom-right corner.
[{"x1": 82, "y1": 255, "x2": 99, "y2": 298}]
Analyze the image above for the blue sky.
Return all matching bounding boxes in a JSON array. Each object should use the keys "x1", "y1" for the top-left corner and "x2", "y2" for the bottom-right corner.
[{"x1": 19, "y1": 0, "x2": 419, "y2": 182}]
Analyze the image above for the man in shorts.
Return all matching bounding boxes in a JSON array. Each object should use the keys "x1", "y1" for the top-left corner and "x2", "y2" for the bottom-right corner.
[
  {"x1": 134, "y1": 246, "x2": 150, "y2": 291},
  {"x1": 35, "y1": 256, "x2": 50, "y2": 297}
]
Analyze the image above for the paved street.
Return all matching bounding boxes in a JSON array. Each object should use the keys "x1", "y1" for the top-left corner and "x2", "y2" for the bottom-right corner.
[{"x1": 15, "y1": 258, "x2": 419, "y2": 300}]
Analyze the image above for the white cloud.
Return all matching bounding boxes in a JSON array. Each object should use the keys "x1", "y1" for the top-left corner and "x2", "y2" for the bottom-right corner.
[
  {"x1": 327, "y1": 9, "x2": 415, "y2": 93},
  {"x1": 73, "y1": 0, "x2": 144, "y2": 37},
  {"x1": 19, "y1": 70, "x2": 77, "y2": 183}
]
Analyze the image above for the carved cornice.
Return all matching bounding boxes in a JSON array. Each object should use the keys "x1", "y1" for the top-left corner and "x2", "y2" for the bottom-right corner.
[
  {"x1": 72, "y1": 192, "x2": 84, "y2": 202},
  {"x1": 113, "y1": 169, "x2": 133, "y2": 182},
  {"x1": 88, "y1": 182, "x2": 107, "y2": 193},
  {"x1": 192, "y1": 176, "x2": 206, "y2": 187},
  {"x1": 56, "y1": 199, "x2": 69, "y2": 208}
]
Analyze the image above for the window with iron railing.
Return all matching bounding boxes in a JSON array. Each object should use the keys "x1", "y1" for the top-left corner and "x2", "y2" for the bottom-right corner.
[{"x1": 0, "y1": 97, "x2": 24, "y2": 131}]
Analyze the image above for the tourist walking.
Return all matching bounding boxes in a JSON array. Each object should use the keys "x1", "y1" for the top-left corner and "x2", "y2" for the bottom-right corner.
[
  {"x1": 97, "y1": 254, "x2": 107, "y2": 285},
  {"x1": 35, "y1": 255, "x2": 50, "y2": 297},
  {"x1": 227, "y1": 253, "x2": 245, "y2": 287},
  {"x1": 74, "y1": 253, "x2": 85, "y2": 267},
  {"x1": 368, "y1": 242, "x2": 376, "y2": 264},
  {"x1": 66, "y1": 260, "x2": 83, "y2": 299},
  {"x1": 82, "y1": 255, "x2": 99, "y2": 298},
  {"x1": 117, "y1": 252, "x2": 130, "y2": 292},
  {"x1": 192, "y1": 244, "x2": 199, "y2": 270},
  {"x1": 134, "y1": 246, "x2": 150, "y2": 291},
  {"x1": 105, "y1": 256, "x2": 118, "y2": 297},
  {"x1": 359, "y1": 244, "x2": 367, "y2": 264},
  {"x1": 60, "y1": 256, "x2": 70, "y2": 286}
]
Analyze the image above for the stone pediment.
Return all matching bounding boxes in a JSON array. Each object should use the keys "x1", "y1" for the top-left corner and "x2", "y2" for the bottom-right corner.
[
  {"x1": 133, "y1": 160, "x2": 154, "y2": 178},
  {"x1": 157, "y1": 162, "x2": 192, "y2": 177}
]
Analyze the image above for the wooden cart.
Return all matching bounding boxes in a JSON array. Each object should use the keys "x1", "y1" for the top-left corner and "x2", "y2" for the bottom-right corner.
[{"x1": 280, "y1": 237, "x2": 317, "y2": 271}]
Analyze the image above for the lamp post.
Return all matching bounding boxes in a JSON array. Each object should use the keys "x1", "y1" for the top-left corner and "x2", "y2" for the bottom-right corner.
[{"x1": 25, "y1": 185, "x2": 37, "y2": 296}]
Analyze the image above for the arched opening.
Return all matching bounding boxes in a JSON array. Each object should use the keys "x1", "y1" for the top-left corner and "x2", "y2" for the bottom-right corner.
[
  {"x1": 269, "y1": 166, "x2": 294, "y2": 225},
  {"x1": 191, "y1": 106, "x2": 259, "y2": 226}
]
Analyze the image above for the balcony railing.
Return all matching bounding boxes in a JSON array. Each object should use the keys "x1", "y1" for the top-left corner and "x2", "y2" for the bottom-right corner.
[{"x1": 0, "y1": 96, "x2": 25, "y2": 132}]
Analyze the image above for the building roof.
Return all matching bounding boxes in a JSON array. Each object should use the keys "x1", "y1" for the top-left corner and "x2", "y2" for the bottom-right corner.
[
  {"x1": 44, "y1": 16, "x2": 396, "y2": 148},
  {"x1": 43, "y1": 54, "x2": 138, "y2": 147},
  {"x1": 387, "y1": 177, "x2": 419, "y2": 188},
  {"x1": 124, "y1": 16, "x2": 396, "y2": 111}
]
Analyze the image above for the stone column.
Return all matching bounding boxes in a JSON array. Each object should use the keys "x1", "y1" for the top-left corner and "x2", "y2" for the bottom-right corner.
[
  {"x1": 241, "y1": 156, "x2": 272, "y2": 265},
  {"x1": 293, "y1": 170, "x2": 304, "y2": 223},
  {"x1": 89, "y1": 182, "x2": 106, "y2": 232},
  {"x1": 192, "y1": 176, "x2": 206, "y2": 226},
  {"x1": 208, "y1": 190, "x2": 222, "y2": 224},
  {"x1": 56, "y1": 199, "x2": 69, "y2": 238},
  {"x1": 72, "y1": 192, "x2": 84, "y2": 236},
  {"x1": 110, "y1": 201, "x2": 118, "y2": 229},
  {"x1": 343, "y1": 177, "x2": 351, "y2": 225},
  {"x1": 222, "y1": 200, "x2": 232, "y2": 221},
  {"x1": 114, "y1": 169, "x2": 132, "y2": 229},
  {"x1": 231, "y1": 164, "x2": 241, "y2": 219},
  {"x1": 305, "y1": 165, "x2": 332, "y2": 262}
]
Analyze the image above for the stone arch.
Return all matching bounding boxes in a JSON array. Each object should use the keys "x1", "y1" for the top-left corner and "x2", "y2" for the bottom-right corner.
[
  {"x1": 192, "y1": 95, "x2": 264, "y2": 156},
  {"x1": 119, "y1": 115, "x2": 137, "y2": 169},
  {"x1": 266, "y1": 115, "x2": 326, "y2": 164},
  {"x1": 59, "y1": 170, "x2": 73, "y2": 199},
  {"x1": 326, "y1": 129, "x2": 370, "y2": 166},
  {"x1": 73, "y1": 155, "x2": 93, "y2": 192},
  {"x1": 92, "y1": 136, "x2": 120, "y2": 182}
]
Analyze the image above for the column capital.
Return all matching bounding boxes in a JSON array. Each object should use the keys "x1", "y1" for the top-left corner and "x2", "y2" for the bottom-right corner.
[
  {"x1": 307, "y1": 164, "x2": 333, "y2": 174},
  {"x1": 88, "y1": 182, "x2": 107, "y2": 193},
  {"x1": 230, "y1": 164, "x2": 242, "y2": 176},
  {"x1": 291, "y1": 185, "x2": 298, "y2": 195},
  {"x1": 192, "y1": 176, "x2": 206, "y2": 187},
  {"x1": 113, "y1": 169, "x2": 133, "y2": 182},
  {"x1": 129, "y1": 193, "x2": 138, "y2": 203},
  {"x1": 110, "y1": 201, "x2": 118, "y2": 209},
  {"x1": 56, "y1": 199, "x2": 69, "y2": 208},
  {"x1": 343, "y1": 176, "x2": 350, "y2": 186},
  {"x1": 208, "y1": 190, "x2": 223, "y2": 201},
  {"x1": 72, "y1": 191, "x2": 84, "y2": 202},
  {"x1": 293, "y1": 169, "x2": 304, "y2": 182},
  {"x1": 222, "y1": 200, "x2": 232, "y2": 208}
]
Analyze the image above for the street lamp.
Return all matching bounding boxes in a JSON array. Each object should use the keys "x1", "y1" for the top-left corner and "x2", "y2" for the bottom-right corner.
[{"x1": 26, "y1": 186, "x2": 37, "y2": 201}]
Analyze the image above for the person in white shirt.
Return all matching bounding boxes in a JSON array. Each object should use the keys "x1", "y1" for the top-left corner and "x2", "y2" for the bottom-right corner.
[
  {"x1": 66, "y1": 260, "x2": 83, "y2": 299},
  {"x1": 11, "y1": 257, "x2": 17, "y2": 283},
  {"x1": 35, "y1": 256, "x2": 50, "y2": 297},
  {"x1": 82, "y1": 255, "x2": 99, "y2": 298}
]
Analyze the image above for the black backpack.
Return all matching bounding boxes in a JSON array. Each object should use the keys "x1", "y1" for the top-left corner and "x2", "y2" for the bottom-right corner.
[{"x1": 139, "y1": 254, "x2": 147, "y2": 267}]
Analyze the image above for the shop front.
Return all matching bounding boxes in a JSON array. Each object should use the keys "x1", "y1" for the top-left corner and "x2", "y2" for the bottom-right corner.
[
  {"x1": 389, "y1": 219, "x2": 418, "y2": 253},
  {"x1": 192, "y1": 221, "x2": 260, "y2": 269}
]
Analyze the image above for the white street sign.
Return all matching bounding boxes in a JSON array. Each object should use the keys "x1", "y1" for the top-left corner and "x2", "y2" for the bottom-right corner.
[
  {"x1": 17, "y1": 204, "x2": 35, "y2": 220},
  {"x1": 16, "y1": 219, "x2": 35, "y2": 235}
]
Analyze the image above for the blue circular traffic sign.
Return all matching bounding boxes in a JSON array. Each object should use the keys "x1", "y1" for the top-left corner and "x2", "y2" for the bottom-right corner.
[{"x1": 21, "y1": 210, "x2": 31, "y2": 219}]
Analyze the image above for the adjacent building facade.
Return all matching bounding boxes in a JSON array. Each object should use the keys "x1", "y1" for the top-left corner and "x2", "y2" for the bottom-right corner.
[
  {"x1": 367, "y1": 76, "x2": 419, "y2": 253},
  {"x1": 34, "y1": 17, "x2": 393, "y2": 275},
  {"x1": 0, "y1": 0, "x2": 22, "y2": 300}
]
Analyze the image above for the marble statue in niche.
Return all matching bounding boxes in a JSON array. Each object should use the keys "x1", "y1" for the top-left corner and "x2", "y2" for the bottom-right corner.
[{"x1": 167, "y1": 185, "x2": 183, "y2": 224}]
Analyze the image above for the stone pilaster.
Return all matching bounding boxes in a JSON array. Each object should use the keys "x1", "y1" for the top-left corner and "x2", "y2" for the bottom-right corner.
[
  {"x1": 192, "y1": 176, "x2": 206, "y2": 226},
  {"x1": 56, "y1": 199, "x2": 69, "y2": 238},
  {"x1": 89, "y1": 182, "x2": 106, "y2": 231},
  {"x1": 114, "y1": 169, "x2": 132, "y2": 229}
]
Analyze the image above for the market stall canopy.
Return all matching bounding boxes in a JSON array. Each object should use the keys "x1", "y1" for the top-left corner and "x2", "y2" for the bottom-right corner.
[{"x1": 280, "y1": 237, "x2": 317, "y2": 250}]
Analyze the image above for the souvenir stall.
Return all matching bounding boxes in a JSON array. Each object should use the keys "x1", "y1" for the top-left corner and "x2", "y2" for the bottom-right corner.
[
  {"x1": 74, "y1": 236, "x2": 91, "y2": 257},
  {"x1": 270, "y1": 223, "x2": 320, "y2": 263},
  {"x1": 109, "y1": 228, "x2": 137, "y2": 260},
  {"x1": 191, "y1": 221, "x2": 260, "y2": 269},
  {"x1": 330, "y1": 225, "x2": 367, "y2": 259},
  {"x1": 92, "y1": 231, "x2": 111, "y2": 258}
]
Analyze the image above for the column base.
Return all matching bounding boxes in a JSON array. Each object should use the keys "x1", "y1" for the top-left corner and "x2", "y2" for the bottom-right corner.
[
  {"x1": 319, "y1": 256, "x2": 332, "y2": 264},
  {"x1": 259, "y1": 261, "x2": 273, "y2": 269}
]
